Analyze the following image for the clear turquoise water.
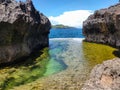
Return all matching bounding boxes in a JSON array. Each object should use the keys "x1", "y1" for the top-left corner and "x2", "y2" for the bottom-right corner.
[
  {"x1": 0, "y1": 29, "x2": 118, "y2": 89},
  {"x1": 45, "y1": 28, "x2": 117, "y2": 77},
  {"x1": 44, "y1": 39, "x2": 68, "y2": 76}
]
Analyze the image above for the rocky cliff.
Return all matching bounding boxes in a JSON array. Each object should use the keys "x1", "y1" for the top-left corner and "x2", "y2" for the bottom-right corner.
[
  {"x1": 82, "y1": 58, "x2": 120, "y2": 90},
  {"x1": 0, "y1": 0, "x2": 51, "y2": 64},
  {"x1": 83, "y1": 3, "x2": 120, "y2": 47}
]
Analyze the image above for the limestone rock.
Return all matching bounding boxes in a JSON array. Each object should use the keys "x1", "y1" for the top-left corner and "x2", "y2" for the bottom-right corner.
[
  {"x1": 83, "y1": 3, "x2": 120, "y2": 47},
  {"x1": 82, "y1": 58, "x2": 120, "y2": 90},
  {"x1": 0, "y1": 0, "x2": 51, "y2": 64}
]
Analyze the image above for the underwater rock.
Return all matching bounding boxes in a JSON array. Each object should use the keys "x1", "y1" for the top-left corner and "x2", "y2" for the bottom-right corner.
[
  {"x1": 0, "y1": 0, "x2": 51, "y2": 64},
  {"x1": 83, "y1": 3, "x2": 120, "y2": 47},
  {"x1": 82, "y1": 58, "x2": 120, "y2": 90}
]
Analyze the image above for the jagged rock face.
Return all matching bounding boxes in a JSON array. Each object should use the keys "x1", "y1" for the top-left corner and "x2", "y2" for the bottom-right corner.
[
  {"x1": 82, "y1": 58, "x2": 120, "y2": 90},
  {"x1": 0, "y1": 0, "x2": 51, "y2": 64},
  {"x1": 83, "y1": 3, "x2": 120, "y2": 47}
]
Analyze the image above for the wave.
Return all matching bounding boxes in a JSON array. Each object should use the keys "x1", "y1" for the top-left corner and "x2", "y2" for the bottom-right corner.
[{"x1": 49, "y1": 38, "x2": 85, "y2": 41}]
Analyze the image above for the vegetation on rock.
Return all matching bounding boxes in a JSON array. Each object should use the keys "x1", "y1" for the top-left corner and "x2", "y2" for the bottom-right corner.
[
  {"x1": 52, "y1": 24, "x2": 75, "y2": 29},
  {"x1": 0, "y1": 48, "x2": 49, "y2": 90}
]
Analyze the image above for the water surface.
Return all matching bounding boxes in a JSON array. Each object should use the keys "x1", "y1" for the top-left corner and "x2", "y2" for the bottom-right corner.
[
  {"x1": 49, "y1": 28, "x2": 84, "y2": 38},
  {"x1": 0, "y1": 28, "x2": 118, "y2": 90}
]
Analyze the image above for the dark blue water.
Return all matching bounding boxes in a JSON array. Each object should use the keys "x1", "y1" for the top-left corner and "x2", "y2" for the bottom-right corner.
[{"x1": 49, "y1": 28, "x2": 84, "y2": 38}]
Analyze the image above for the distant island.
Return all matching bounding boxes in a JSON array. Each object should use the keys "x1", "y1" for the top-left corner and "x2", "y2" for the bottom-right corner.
[{"x1": 52, "y1": 24, "x2": 76, "y2": 29}]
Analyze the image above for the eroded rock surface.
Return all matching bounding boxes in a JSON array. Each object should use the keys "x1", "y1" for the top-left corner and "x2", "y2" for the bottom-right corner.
[
  {"x1": 0, "y1": 0, "x2": 51, "y2": 64},
  {"x1": 82, "y1": 58, "x2": 120, "y2": 90},
  {"x1": 83, "y1": 3, "x2": 120, "y2": 47}
]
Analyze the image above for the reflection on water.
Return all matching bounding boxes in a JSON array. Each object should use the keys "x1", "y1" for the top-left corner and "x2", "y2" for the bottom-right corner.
[{"x1": 0, "y1": 38, "x2": 118, "y2": 90}]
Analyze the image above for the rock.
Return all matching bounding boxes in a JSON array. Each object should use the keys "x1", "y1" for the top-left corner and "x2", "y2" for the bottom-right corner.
[
  {"x1": 82, "y1": 58, "x2": 120, "y2": 90},
  {"x1": 83, "y1": 3, "x2": 120, "y2": 47},
  {"x1": 0, "y1": 0, "x2": 51, "y2": 64}
]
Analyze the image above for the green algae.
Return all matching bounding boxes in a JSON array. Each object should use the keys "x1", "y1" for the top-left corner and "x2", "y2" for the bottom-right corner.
[
  {"x1": 44, "y1": 48, "x2": 67, "y2": 76},
  {"x1": 0, "y1": 48, "x2": 50, "y2": 90},
  {"x1": 0, "y1": 39, "x2": 119, "y2": 90},
  {"x1": 43, "y1": 58, "x2": 66, "y2": 76},
  {"x1": 10, "y1": 39, "x2": 119, "y2": 90},
  {"x1": 82, "y1": 41, "x2": 118, "y2": 67},
  {"x1": 0, "y1": 45, "x2": 67, "y2": 90},
  {"x1": 42, "y1": 40, "x2": 68, "y2": 76}
]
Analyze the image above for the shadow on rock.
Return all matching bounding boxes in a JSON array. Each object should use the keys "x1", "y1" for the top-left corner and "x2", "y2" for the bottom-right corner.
[
  {"x1": 113, "y1": 49, "x2": 120, "y2": 58},
  {"x1": 0, "y1": 50, "x2": 43, "y2": 68}
]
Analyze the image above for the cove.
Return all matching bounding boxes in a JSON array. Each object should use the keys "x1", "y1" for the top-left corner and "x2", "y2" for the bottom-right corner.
[{"x1": 0, "y1": 38, "x2": 118, "y2": 90}]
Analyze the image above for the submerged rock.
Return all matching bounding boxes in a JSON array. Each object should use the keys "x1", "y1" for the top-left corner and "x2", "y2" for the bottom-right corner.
[
  {"x1": 82, "y1": 58, "x2": 120, "y2": 90},
  {"x1": 0, "y1": 0, "x2": 51, "y2": 64},
  {"x1": 83, "y1": 3, "x2": 120, "y2": 47}
]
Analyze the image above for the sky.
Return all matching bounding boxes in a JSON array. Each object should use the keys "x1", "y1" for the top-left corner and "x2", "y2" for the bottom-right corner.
[{"x1": 17, "y1": 0, "x2": 118, "y2": 28}]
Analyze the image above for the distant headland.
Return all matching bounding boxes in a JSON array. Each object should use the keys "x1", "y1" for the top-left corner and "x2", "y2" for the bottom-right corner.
[{"x1": 52, "y1": 24, "x2": 76, "y2": 29}]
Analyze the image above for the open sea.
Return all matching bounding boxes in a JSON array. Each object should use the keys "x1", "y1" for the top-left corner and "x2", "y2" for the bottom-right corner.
[{"x1": 49, "y1": 28, "x2": 84, "y2": 38}]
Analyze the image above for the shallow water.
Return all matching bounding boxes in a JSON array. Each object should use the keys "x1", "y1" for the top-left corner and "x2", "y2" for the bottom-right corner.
[{"x1": 0, "y1": 38, "x2": 118, "y2": 90}]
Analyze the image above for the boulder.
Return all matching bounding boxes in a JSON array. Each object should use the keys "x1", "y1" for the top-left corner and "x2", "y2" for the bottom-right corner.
[
  {"x1": 83, "y1": 3, "x2": 120, "y2": 47},
  {"x1": 82, "y1": 58, "x2": 120, "y2": 90},
  {"x1": 0, "y1": 0, "x2": 51, "y2": 64}
]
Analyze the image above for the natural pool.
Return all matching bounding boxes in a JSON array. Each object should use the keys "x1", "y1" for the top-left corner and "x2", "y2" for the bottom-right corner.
[{"x1": 0, "y1": 38, "x2": 118, "y2": 90}]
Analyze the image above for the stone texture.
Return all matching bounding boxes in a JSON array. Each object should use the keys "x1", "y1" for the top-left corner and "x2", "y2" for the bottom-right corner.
[
  {"x1": 0, "y1": 0, "x2": 51, "y2": 64},
  {"x1": 83, "y1": 3, "x2": 120, "y2": 47},
  {"x1": 82, "y1": 58, "x2": 120, "y2": 90}
]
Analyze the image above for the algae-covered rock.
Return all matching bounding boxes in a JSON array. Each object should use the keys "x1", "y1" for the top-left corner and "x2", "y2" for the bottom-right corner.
[
  {"x1": 0, "y1": 48, "x2": 50, "y2": 90},
  {"x1": 0, "y1": 0, "x2": 51, "y2": 64}
]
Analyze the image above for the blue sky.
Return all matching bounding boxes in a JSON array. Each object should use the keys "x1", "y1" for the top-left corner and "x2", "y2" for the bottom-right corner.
[
  {"x1": 17, "y1": 0, "x2": 118, "y2": 28},
  {"x1": 32, "y1": 0, "x2": 118, "y2": 17}
]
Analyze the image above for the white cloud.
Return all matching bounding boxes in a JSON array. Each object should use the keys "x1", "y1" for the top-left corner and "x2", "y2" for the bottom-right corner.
[{"x1": 49, "y1": 10, "x2": 93, "y2": 28}]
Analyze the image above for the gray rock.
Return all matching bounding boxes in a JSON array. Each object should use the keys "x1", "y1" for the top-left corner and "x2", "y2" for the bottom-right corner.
[
  {"x1": 82, "y1": 58, "x2": 120, "y2": 90},
  {"x1": 83, "y1": 3, "x2": 120, "y2": 47},
  {"x1": 0, "y1": 0, "x2": 51, "y2": 64}
]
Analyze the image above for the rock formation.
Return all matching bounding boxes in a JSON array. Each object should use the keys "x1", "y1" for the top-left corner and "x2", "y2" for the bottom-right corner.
[
  {"x1": 82, "y1": 58, "x2": 120, "y2": 90},
  {"x1": 0, "y1": 0, "x2": 51, "y2": 64},
  {"x1": 83, "y1": 3, "x2": 120, "y2": 47}
]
